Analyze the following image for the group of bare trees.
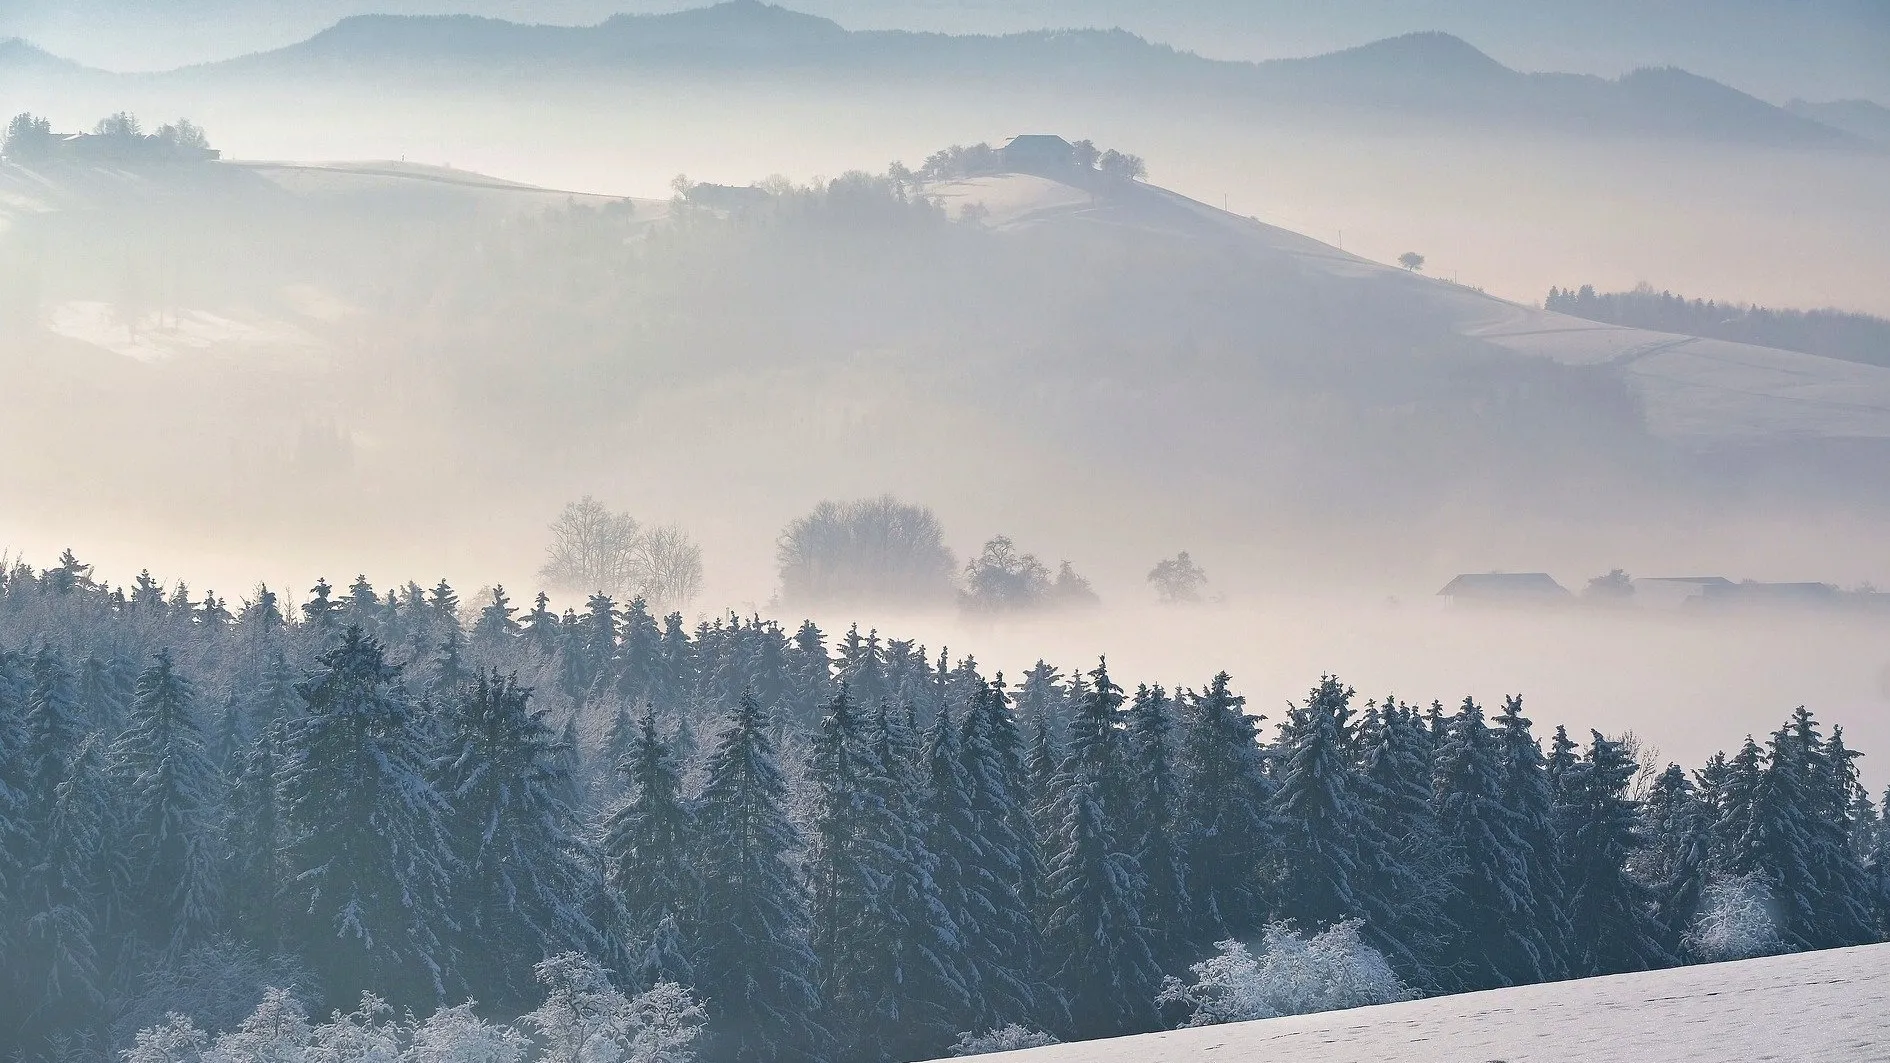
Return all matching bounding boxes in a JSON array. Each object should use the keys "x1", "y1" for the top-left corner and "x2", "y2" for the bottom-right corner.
[
  {"x1": 771, "y1": 495, "x2": 1209, "y2": 614},
  {"x1": 538, "y1": 496, "x2": 704, "y2": 610},
  {"x1": 541, "y1": 494, "x2": 1212, "y2": 616}
]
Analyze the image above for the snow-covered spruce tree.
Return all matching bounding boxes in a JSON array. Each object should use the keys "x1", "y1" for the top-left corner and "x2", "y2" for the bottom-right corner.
[
  {"x1": 108, "y1": 650, "x2": 222, "y2": 955},
  {"x1": 807, "y1": 688, "x2": 893, "y2": 1061},
  {"x1": 861, "y1": 699, "x2": 972, "y2": 1063},
  {"x1": 473, "y1": 585, "x2": 522, "y2": 648},
  {"x1": 1554, "y1": 731, "x2": 1673, "y2": 976},
  {"x1": 603, "y1": 707, "x2": 700, "y2": 987},
  {"x1": 1863, "y1": 785, "x2": 1890, "y2": 940},
  {"x1": 1788, "y1": 712, "x2": 1877, "y2": 949},
  {"x1": 1640, "y1": 762, "x2": 1713, "y2": 952},
  {"x1": 1354, "y1": 699, "x2": 1455, "y2": 988},
  {"x1": 11, "y1": 648, "x2": 116, "y2": 1047},
  {"x1": 1492, "y1": 695, "x2": 1573, "y2": 979},
  {"x1": 923, "y1": 707, "x2": 1007, "y2": 1033},
  {"x1": 437, "y1": 669, "x2": 605, "y2": 1011},
  {"x1": 693, "y1": 691, "x2": 824, "y2": 1063},
  {"x1": 1267, "y1": 678, "x2": 1423, "y2": 980},
  {"x1": 1431, "y1": 697, "x2": 1558, "y2": 990},
  {"x1": 224, "y1": 718, "x2": 289, "y2": 952},
  {"x1": 1269, "y1": 679, "x2": 1371, "y2": 929},
  {"x1": 279, "y1": 626, "x2": 458, "y2": 1009},
  {"x1": 1125, "y1": 683, "x2": 1190, "y2": 968},
  {"x1": 1042, "y1": 777, "x2": 1160, "y2": 1039},
  {"x1": 959, "y1": 679, "x2": 1050, "y2": 1027},
  {"x1": 1177, "y1": 672, "x2": 1273, "y2": 947},
  {"x1": 0, "y1": 650, "x2": 31, "y2": 964},
  {"x1": 1042, "y1": 661, "x2": 1160, "y2": 1039}
]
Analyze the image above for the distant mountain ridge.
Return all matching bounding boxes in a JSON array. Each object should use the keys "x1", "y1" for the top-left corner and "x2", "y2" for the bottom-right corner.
[{"x1": 11, "y1": 1, "x2": 1864, "y2": 147}]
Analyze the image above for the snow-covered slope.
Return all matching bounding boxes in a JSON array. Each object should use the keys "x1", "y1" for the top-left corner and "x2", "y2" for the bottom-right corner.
[
  {"x1": 936, "y1": 172, "x2": 1890, "y2": 443},
  {"x1": 932, "y1": 943, "x2": 1890, "y2": 1062}
]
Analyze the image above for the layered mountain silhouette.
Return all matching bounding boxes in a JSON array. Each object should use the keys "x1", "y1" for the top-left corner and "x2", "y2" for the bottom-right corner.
[{"x1": 4, "y1": 1, "x2": 1868, "y2": 147}]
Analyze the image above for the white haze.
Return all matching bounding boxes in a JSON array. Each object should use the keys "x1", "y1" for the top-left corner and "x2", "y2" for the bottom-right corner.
[{"x1": 4, "y1": 3, "x2": 1890, "y2": 788}]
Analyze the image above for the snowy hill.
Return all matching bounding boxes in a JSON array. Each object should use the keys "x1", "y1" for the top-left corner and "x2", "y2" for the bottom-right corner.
[
  {"x1": 935, "y1": 171, "x2": 1890, "y2": 443},
  {"x1": 929, "y1": 943, "x2": 1890, "y2": 1062}
]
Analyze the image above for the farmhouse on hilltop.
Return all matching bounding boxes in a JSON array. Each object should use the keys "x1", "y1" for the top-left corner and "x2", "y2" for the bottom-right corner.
[
  {"x1": 1000, "y1": 134, "x2": 1074, "y2": 172},
  {"x1": 1437, "y1": 572, "x2": 1572, "y2": 605}
]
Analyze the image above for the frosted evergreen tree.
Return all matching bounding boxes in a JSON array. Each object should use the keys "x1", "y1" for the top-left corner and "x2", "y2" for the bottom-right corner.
[
  {"x1": 860, "y1": 699, "x2": 972, "y2": 1063},
  {"x1": 786, "y1": 620, "x2": 833, "y2": 729},
  {"x1": 1739, "y1": 711, "x2": 1877, "y2": 949},
  {"x1": 11, "y1": 649, "x2": 119, "y2": 1047},
  {"x1": 472, "y1": 585, "x2": 520, "y2": 646},
  {"x1": 224, "y1": 718, "x2": 288, "y2": 951},
  {"x1": 1177, "y1": 672, "x2": 1273, "y2": 944},
  {"x1": 807, "y1": 689, "x2": 905, "y2": 1062},
  {"x1": 1041, "y1": 774, "x2": 1160, "y2": 1038},
  {"x1": 1016, "y1": 661, "x2": 1066, "y2": 746},
  {"x1": 1866, "y1": 785, "x2": 1890, "y2": 938},
  {"x1": 1641, "y1": 763, "x2": 1712, "y2": 951},
  {"x1": 1125, "y1": 683, "x2": 1189, "y2": 966},
  {"x1": 694, "y1": 691, "x2": 824, "y2": 1063},
  {"x1": 0, "y1": 652, "x2": 29, "y2": 961},
  {"x1": 1555, "y1": 731, "x2": 1673, "y2": 975},
  {"x1": 521, "y1": 591, "x2": 562, "y2": 657},
  {"x1": 1493, "y1": 695, "x2": 1572, "y2": 978},
  {"x1": 1432, "y1": 697, "x2": 1557, "y2": 989},
  {"x1": 960, "y1": 679, "x2": 1049, "y2": 1019},
  {"x1": 344, "y1": 574, "x2": 383, "y2": 633},
  {"x1": 1355, "y1": 699, "x2": 1455, "y2": 986},
  {"x1": 614, "y1": 597, "x2": 664, "y2": 707},
  {"x1": 109, "y1": 651, "x2": 221, "y2": 954},
  {"x1": 602, "y1": 708, "x2": 699, "y2": 984},
  {"x1": 437, "y1": 669, "x2": 603, "y2": 1010},
  {"x1": 301, "y1": 578, "x2": 340, "y2": 634},
  {"x1": 77, "y1": 654, "x2": 134, "y2": 733},
  {"x1": 921, "y1": 707, "x2": 1012, "y2": 1030},
  {"x1": 1270, "y1": 677, "x2": 1370, "y2": 928},
  {"x1": 279, "y1": 626, "x2": 457, "y2": 1008}
]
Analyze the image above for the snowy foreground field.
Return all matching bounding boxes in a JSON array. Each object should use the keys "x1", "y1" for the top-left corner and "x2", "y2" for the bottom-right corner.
[{"x1": 934, "y1": 943, "x2": 1890, "y2": 1063}]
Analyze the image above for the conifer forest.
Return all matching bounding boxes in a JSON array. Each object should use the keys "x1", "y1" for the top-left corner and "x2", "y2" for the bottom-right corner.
[{"x1": 2, "y1": 551, "x2": 1886, "y2": 1061}]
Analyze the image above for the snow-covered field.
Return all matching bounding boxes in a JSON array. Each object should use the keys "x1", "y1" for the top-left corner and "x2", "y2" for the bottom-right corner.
[{"x1": 932, "y1": 943, "x2": 1890, "y2": 1062}]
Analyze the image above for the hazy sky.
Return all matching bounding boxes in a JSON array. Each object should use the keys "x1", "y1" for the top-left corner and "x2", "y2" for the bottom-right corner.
[{"x1": 5, "y1": 0, "x2": 1888, "y2": 101}]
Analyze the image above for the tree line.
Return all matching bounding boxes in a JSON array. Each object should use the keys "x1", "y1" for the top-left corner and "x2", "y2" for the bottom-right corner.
[
  {"x1": 1, "y1": 548, "x2": 1886, "y2": 1061},
  {"x1": 1546, "y1": 283, "x2": 1890, "y2": 370}
]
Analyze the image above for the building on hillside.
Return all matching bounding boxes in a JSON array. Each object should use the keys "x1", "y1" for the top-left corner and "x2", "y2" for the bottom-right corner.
[
  {"x1": 1436, "y1": 572, "x2": 1571, "y2": 606},
  {"x1": 46, "y1": 131, "x2": 219, "y2": 163},
  {"x1": 1705, "y1": 581, "x2": 1841, "y2": 608},
  {"x1": 1000, "y1": 134, "x2": 1074, "y2": 173},
  {"x1": 1631, "y1": 576, "x2": 1737, "y2": 609}
]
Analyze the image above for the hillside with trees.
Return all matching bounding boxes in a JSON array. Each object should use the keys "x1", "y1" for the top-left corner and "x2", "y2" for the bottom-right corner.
[
  {"x1": 2, "y1": 548, "x2": 1887, "y2": 1060},
  {"x1": 1547, "y1": 283, "x2": 1890, "y2": 369}
]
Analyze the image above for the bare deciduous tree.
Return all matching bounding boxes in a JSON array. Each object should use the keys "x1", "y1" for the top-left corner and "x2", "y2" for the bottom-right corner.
[{"x1": 540, "y1": 496, "x2": 643, "y2": 597}]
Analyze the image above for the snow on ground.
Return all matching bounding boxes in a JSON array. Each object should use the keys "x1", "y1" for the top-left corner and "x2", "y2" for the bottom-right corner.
[
  {"x1": 933, "y1": 943, "x2": 1890, "y2": 1062},
  {"x1": 44, "y1": 300, "x2": 323, "y2": 364},
  {"x1": 935, "y1": 172, "x2": 1890, "y2": 443}
]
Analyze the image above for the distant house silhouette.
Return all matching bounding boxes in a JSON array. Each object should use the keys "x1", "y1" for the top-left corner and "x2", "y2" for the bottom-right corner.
[
  {"x1": 1710, "y1": 581, "x2": 1841, "y2": 607},
  {"x1": 1001, "y1": 134, "x2": 1074, "y2": 174},
  {"x1": 48, "y1": 131, "x2": 219, "y2": 163},
  {"x1": 1437, "y1": 572, "x2": 1571, "y2": 605},
  {"x1": 1631, "y1": 575, "x2": 1736, "y2": 609}
]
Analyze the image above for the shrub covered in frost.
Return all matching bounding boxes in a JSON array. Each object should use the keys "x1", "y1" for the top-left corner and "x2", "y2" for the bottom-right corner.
[
  {"x1": 1156, "y1": 920, "x2": 1412, "y2": 1028},
  {"x1": 1684, "y1": 872, "x2": 1784, "y2": 963},
  {"x1": 948, "y1": 1024, "x2": 1061, "y2": 1056},
  {"x1": 120, "y1": 955, "x2": 702, "y2": 1063}
]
